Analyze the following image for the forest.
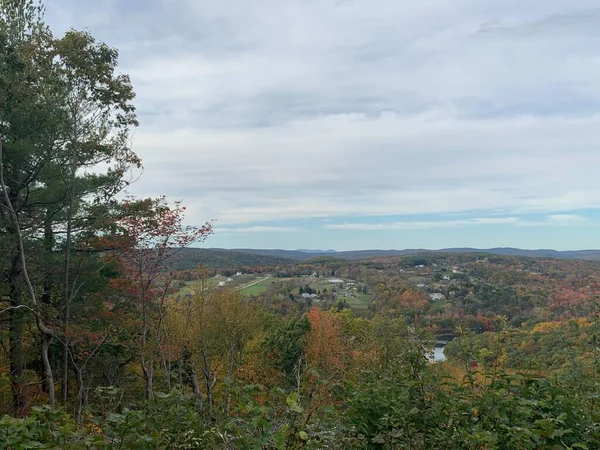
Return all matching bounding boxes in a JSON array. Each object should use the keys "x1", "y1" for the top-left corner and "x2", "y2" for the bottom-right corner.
[{"x1": 2, "y1": 1, "x2": 600, "y2": 449}]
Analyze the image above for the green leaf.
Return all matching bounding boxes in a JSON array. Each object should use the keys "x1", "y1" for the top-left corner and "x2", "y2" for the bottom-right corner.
[{"x1": 286, "y1": 392, "x2": 303, "y2": 413}]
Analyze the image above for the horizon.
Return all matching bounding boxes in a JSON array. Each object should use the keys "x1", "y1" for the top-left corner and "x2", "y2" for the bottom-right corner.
[
  {"x1": 201, "y1": 246, "x2": 600, "y2": 253},
  {"x1": 44, "y1": 0, "x2": 600, "y2": 250}
]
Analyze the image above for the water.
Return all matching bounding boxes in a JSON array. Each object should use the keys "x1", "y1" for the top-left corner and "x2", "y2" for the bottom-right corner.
[
  {"x1": 428, "y1": 340, "x2": 448, "y2": 362},
  {"x1": 432, "y1": 343, "x2": 446, "y2": 362}
]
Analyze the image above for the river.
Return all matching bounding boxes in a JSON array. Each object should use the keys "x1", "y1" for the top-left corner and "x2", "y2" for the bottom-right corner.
[{"x1": 428, "y1": 340, "x2": 450, "y2": 362}]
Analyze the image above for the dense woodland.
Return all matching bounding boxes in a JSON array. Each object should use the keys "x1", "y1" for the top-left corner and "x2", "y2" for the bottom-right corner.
[{"x1": 2, "y1": 2, "x2": 600, "y2": 449}]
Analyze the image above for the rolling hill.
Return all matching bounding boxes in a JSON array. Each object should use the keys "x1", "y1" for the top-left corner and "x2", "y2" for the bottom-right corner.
[
  {"x1": 169, "y1": 247, "x2": 600, "y2": 270},
  {"x1": 168, "y1": 248, "x2": 295, "y2": 270},
  {"x1": 229, "y1": 247, "x2": 600, "y2": 261}
]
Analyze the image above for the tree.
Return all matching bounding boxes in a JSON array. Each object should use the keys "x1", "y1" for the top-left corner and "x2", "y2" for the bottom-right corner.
[
  {"x1": 168, "y1": 286, "x2": 262, "y2": 414},
  {"x1": 305, "y1": 306, "x2": 348, "y2": 379},
  {"x1": 53, "y1": 28, "x2": 139, "y2": 407},
  {"x1": 0, "y1": 0, "x2": 140, "y2": 414},
  {"x1": 105, "y1": 197, "x2": 212, "y2": 400},
  {"x1": 263, "y1": 316, "x2": 310, "y2": 386}
]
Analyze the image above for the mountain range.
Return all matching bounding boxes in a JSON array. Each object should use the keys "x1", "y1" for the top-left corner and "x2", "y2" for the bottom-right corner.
[
  {"x1": 167, "y1": 247, "x2": 600, "y2": 270},
  {"x1": 229, "y1": 247, "x2": 600, "y2": 261}
]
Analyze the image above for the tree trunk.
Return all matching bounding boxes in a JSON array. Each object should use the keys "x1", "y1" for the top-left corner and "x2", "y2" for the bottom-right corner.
[
  {"x1": 61, "y1": 287, "x2": 71, "y2": 407},
  {"x1": 9, "y1": 304, "x2": 27, "y2": 416},
  {"x1": 73, "y1": 363, "x2": 84, "y2": 423},
  {"x1": 41, "y1": 219, "x2": 54, "y2": 306},
  {"x1": 41, "y1": 335, "x2": 55, "y2": 409},
  {"x1": 8, "y1": 251, "x2": 28, "y2": 416},
  {"x1": 141, "y1": 358, "x2": 153, "y2": 400},
  {"x1": 189, "y1": 366, "x2": 203, "y2": 409},
  {"x1": 140, "y1": 302, "x2": 153, "y2": 400},
  {"x1": 200, "y1": 345, "x2": 212, "y2": 410},
  {"x1": 226, "y1": 343, "x2": 236, "y2": 415},
  {"x1": 62, "y1": 169, "x2": 75, "y2": 407}
]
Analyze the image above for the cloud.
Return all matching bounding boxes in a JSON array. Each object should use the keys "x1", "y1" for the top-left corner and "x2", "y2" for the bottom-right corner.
[
  {"x1": 507, "y1": 214, "x2": 592, "y2": 227},
  {"x1": 324, "y1": 217, "x2": 519, "y2": 231},
  {"x1": 215, "y1": 226, "x2": 300, "y2": 234},
  {"x1": 547, "y1": 214, "x2": 590, "y2": 224},
  {"x1": 42, "y1": 0, "x2": 600, "y2": 231},
  {"x1": 130, "y1": 112, "x2": 600, "y2": 224},
  {"x1": 475, "y1": 8, "x2": 600, "y2": 38}
]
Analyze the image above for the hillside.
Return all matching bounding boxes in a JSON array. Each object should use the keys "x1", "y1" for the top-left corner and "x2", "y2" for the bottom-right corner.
[
  {"x1": 229, "y1": 247, "x2": 600, "y2": 261},
  {"x1": 169, "y1": 248, "x2": 295, "y2": 270},
  {"x1": 163, "y1": 247, "x2": 600, "y2": 271}
]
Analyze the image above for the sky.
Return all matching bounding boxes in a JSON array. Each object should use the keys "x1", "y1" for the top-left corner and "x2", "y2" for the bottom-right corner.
[{"x1": 44, "y1": 0, "x2": 600, "y2": 251}]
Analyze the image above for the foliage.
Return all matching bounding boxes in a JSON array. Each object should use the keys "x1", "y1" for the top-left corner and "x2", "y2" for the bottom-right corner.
[{"x1": 4, "y1": 2, "x2": 600, "y2": 449}]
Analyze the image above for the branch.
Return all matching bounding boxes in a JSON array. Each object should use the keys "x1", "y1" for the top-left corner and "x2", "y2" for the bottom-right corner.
[
  {"x1": 68, "y1": 331, "x2": 112, "y2": 371},
  {"x1": 0, "y1": 304, "x2": 36, "y2": 315},
  {"x1": 0, "y1": 139, "x2": 54, "y2": 337}
]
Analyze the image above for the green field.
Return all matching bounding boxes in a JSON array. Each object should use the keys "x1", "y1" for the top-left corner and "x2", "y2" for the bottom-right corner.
[
  {"x1": 180, "y1": 275, "x2": 373, "y2": 314},
  {"x1": 343, "y1": 293, "x2": 371, "y2": 310},
  {"x1": 302, "y1": 277, "x2": 372, "y2": 315},
  {"x1": 239, "y1": 276, "x2": 280, "y2": 295},
  {"x1": 179, "y1": 275, "x2": 261, "y2": 295}
]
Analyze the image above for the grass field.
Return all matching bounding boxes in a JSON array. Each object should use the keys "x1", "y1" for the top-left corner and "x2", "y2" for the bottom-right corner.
[
  {"x1": 240, "y1": 276, "x2": 281, "y2": 295},
  {"x1": 343, "y1": 293, "x2": 371, "y2": 310},
  {"x1": 302, "y1": 277, "x2": 372, "y2": 316},
  {"x1": 180, "y1": 275, "x2": 259, "y2": 294},
  {"x1": 179, "y1": 274, "x2": 373, "y2": 315}
]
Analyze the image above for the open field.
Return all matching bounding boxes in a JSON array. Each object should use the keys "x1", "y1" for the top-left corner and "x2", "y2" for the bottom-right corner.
[
  {"x1": 177, "y1": 274, "x2": 373, "y2": 316},
  {"x1": 343, "y1": 293, "x2": 371, "y2": 311},
  {"x1": 239, "y1": 276, "x2": 279, "y2": 295},
  {"x1": 301, "y1": 277, "x2": 373, "y2": 315},
  {"x1": 179, "y1": 274, "x2": 262, "y2": 294}
]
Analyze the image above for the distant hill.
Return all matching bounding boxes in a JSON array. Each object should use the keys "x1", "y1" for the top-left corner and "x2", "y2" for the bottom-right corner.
[
  {"x1": 231, "y1": 249, "x2": 319, "y2": 260},
  {"x1": 229, "y1": 247, "x2": 600, "y2": 262},
  {"x1": 169, "y1": 248, "x2": 295, "y2": 270},
  {"x1": 170, "y1": 247, "x2": 600, "y2": 270},
  {"x1": 427, "y1": 248, "x2": 600, "y2": 260}
]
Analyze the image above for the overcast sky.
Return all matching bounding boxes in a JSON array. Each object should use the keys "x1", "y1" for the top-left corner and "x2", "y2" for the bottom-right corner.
[{"x1": 44, "y1": 0, "x2": 600, "y2": 250}]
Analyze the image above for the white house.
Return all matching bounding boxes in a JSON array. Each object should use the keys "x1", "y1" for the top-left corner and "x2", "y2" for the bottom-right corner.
[
  {"x1": 218, "y1": 281, "x2": 226, "y2": 287},
  {"x1": 429, "y1": 293, "x2": 445, "y2": 301}
]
